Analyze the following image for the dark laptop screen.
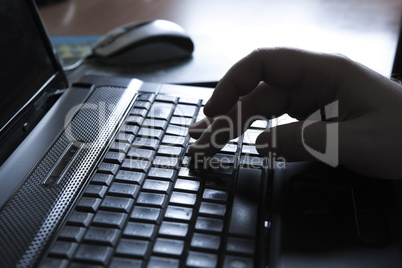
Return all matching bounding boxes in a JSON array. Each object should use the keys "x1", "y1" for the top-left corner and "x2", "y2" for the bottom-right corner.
[
  {"x1": 0, "y1": 0, "x2": 66, "y2": 164},
  {"x1": 0, "y1": 0, "x2": 58, "y2": 134}
]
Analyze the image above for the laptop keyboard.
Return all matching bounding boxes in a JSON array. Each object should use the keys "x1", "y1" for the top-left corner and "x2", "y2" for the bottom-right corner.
[{"x1": 41, "y1": 93, "x2": 270, "y2": 268}]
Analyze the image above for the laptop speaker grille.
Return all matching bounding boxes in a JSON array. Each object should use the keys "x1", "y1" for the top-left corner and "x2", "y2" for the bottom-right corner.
[{"x1": 0, "y1": 84, "x2": 138, "y2": 268}]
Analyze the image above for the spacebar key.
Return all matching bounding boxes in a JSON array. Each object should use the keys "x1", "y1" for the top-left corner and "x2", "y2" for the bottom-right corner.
[{"x1": 229, "y1": 168, "x2": 262, "y2": 237}]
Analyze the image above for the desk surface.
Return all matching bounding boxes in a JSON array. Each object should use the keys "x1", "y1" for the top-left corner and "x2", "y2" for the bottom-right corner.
[{"x1": 39, "y1": 0, "x2": 402, "y2": 76}]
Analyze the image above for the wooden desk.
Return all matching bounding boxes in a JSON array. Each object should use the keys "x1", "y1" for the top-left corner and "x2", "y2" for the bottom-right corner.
[{"x1": 39, "y1": 0, "x2": 402, "y2": 76}]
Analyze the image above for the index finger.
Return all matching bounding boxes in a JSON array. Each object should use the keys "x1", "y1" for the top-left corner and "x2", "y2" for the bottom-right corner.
[{"x1": 204, "y1": 48, "x2": 352, "y2": 118}]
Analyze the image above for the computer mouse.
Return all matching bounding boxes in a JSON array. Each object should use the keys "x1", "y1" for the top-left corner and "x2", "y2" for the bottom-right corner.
[{"x1": 91, "y1": 20, "x2": 194, "y2": 65}]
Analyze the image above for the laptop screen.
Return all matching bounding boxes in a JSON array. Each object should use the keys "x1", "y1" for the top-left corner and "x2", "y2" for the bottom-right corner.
[
  {"x1": 0, "y1": 0, "x2": 66, "y2": 164},
  {"x1": 0, "y1": 0, "x2": 56, "y2": 131}
]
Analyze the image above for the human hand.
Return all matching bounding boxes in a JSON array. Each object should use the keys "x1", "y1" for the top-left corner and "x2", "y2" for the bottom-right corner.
[{"x1": 188, "y1": 48, "x2": 402, "y2": 179}]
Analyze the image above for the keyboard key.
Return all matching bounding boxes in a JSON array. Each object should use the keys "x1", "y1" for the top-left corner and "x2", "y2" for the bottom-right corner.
[
  {"x1": 243, "y1": 129, "x2": 262, "y2": 145},
  {"x1": 91, "y1": 173, "x2": 113, "y2": 186},
  {"x1": 148, "y1": 102, "x2": 174, "y2": 120},
  {"x1": 49, "y1": 241, "x2": 77, "y2": 259},
  {"x1": 69, "y1": 262, "x2": 101, "y2": 268},
  {"x1": 121, "y1": 159, "x2": 151, "y2": 173},
  {"x1": 191, "y1": 233, "x2": 221, "y2": 250},
  {"x1": 228, "y1": 168, "x2": 261, "y2": 238},
  {"x1": 115, "y1": 170, "x2": 145, "y2": 185},
  {"x1": 104, "y1": 151, "x2": 125, "y2": 164},
  {"x1": 137, "y1": 93, "x2": 155, "y2": 102},
  {"x1": 97, "y1": 162, "x2": 119, "y2": 175},
  {"x1": 148, "y1": 168, "x2": 177, "y2": 181},
  {"x1": 159, "y1": 221, "x2": 189, "y2": 238},
  {"x1": 133, "y1": 100, "x2": 151, "y2": 110},
  {"x1": 138, "y1": 127, "x2": 164, "y2": 140},
  {"x1": 152, "y1": 156, "x2": 179, "y2": 169},
  {"x1": 170, "y1": 116, "x2": 193, "y2": 127},
  {"x1": 199, "y1": 202, "x2": 226, "y2": 217},
  {"x1": 132, "y1": 137, "x2": 160, "y2": 150},
  {"x1": 162, "y1": 135, "x2": 187, "y2": 147},
  {"x1": 126, "y1": 115, "x2": 144, "y2": 125},
  {"x1": 108, "y1": 182, "x2": 140, "y2": 198},
  {"x1": 84, "y1": 226, "x2": 120, "y2": 246},
  {"x1": 130, "y1": 206, "x2": 162, "y2": 223},
  {"x1": 221, "y1": 143, "x2": 238, "y2": 154},
  {"x1": 130, "y1": 108, "x2": 147, "y2": 117},
  {"x1": 196, "y1": 106, "x2": 205, "y2": 121},
  {"x1": 76, "y1": 197, "x2": 101, "y2": 212},
  {"x1": 116, "y1": 133, "x2": 135, "y2": 144},
  {"x1": 164, "y1": 205, "x2": 193, "y2": 221},
  {"x1": 120, "y1": 124, "x2": 139, "y2": 135},
  {"x1": 157, "y1": 145, "x2": 184, "y2": 157},
  {"x1": 174, "y1": 179, "x2": 200, "y2": 192},
  {"x1": 179, "y1": 97, "x2": 200, "y2": 105},
  {"x1": 203, "y1": 189, "x2": 228, "y2": 202},
  {"x1": 93, "y1": 211, "x2": 127, "y2": 229},
  {"x1": 166, "y1": 125, "x2": 188, "y2": 136},
  {"x1": 84, "y1": 185, "x2": 108, "y2": 198},
  {"x1": 186, "y1": 251, "x2": 218, "y2": 268},
  {"x1": 74, "y1": 244, "x2": 113, "y2": 265},
  {"x1": 142, "y1": 179, "x2": 171, "y2": 193},
  {"x1": 124, "y1": 222, "x2": 156, "y2": 239},
  {"x1": 174, "y1": 104, "x2": 197, "y2": 117},
  {"x1": 223, "y1": 255, "x2": 254, "y2": 268},
  {"x1": 58, "y1": 226, "x2": 86, "y2": 242},
  {"x1": 116, "y1": 239, "x2": 150, "y2": 258},
  {"x1": 101, "y1": 196, "x2": 134, "y2": 213},
  {"x1": 143, "y1": 118, "x2": 168, "y2": 130},
  {"x1": 127, "y1": 148, "x2": 155, "y2": 161},
  {"x1": 209, "y1": 165, "x2": 234, "y2": 176},
  {"x1": 153, "y1": 238, "x2": 184, "y2": 256},
  {"x1": 148, "y1": 256, "x2": 179, "y2": 268},
  {"x1": 170, "y1": 192, "x2": 197, "y2": 206},
  {"x1": 137, "y1": 192, "x2": 168, "y2": 208},
  {"x1": 241, "y1": 145, "x2": 259, "y2": 156},
  {"x1": 250, "y1": 119, "x2": 269, "y2": 129},
  {"x1": 40, "y1": 258, "x2": 69, "y2": 268},
  {"x1": 178, "y1": 167, "x2": 202, "y2": 179},
  {"x1": 226, "y1": 237, "x2": 255, "y2": 255},
  {"x1": 181, "y1": 155, "x2": 191, "y2": 167},
  {"x1": 155, "y1": 94, "x2": 178, "y2": 103},
  {"x1": 187, "y1": 137, "x2": 197, "y2": 145},
  {"x1": 230, "y1": 136, "x2": 240, "y2": 143},
  {"x1": 110, "y1": 257, "x2": 143, "y2": 268},
  {"x1": 109, "y1": 142, "x2": 130, "y2": 153},
  {"x1": 67, "y1": 211, "x2": 93, "y2": 227},
  {"x1": 195, "y1": 217, "x2": 224, "y2": 233}
]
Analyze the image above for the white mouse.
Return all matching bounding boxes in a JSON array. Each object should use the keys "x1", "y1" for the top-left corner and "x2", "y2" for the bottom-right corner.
[{"x1": 92, "y1": 20, "x2": 194, "y2": 65}]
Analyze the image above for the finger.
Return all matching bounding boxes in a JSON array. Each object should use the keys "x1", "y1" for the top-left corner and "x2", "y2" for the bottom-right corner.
[
  {"x1": 188, "y1": 116, "x2": 236, "y2": 157},
  {"x1": 256, "y1": 120, "x2": 336, "y2": 163},
  {"x1": 188, "y1": 117, "x2": 214, "y2": 139},
  {"x1": 189, "y1": 82, "x2": 293, "y2": 157},
  {"x1": 188, "y1": 107, "x2": 246, "y2": 157},
  {"x1": 189, "y1": 92, "x2": 261, "y2": 157},
  {"x1": 204, "y1": 48, "x2": 352, "y2": 119},
  {"x1": 190, "y1": 82, "x2": 288, "y2": 139}
]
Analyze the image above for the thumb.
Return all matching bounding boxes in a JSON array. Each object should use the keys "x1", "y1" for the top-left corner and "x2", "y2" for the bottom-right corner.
[{"x1": 256, "y1": 121, "x2": 339, "y2": 166}]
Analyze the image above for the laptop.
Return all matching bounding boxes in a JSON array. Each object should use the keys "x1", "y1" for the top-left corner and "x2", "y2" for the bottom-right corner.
[{"x1": 0, "y1": 0, "x2": 401, "y2": 267}]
